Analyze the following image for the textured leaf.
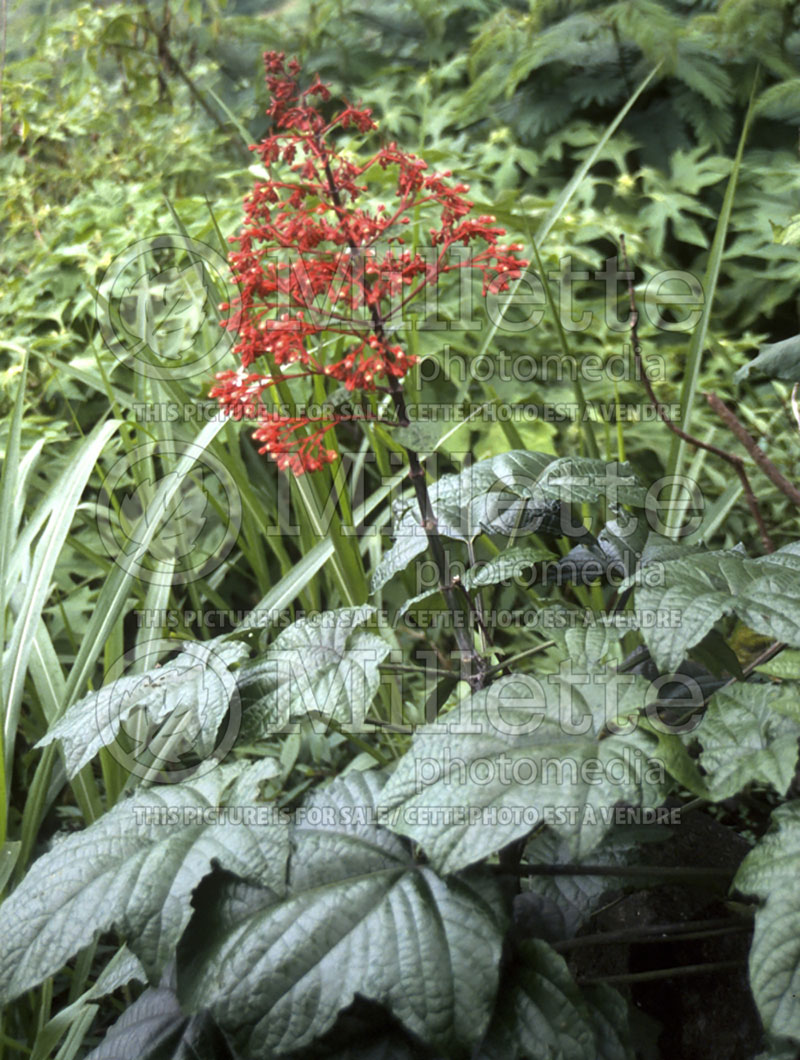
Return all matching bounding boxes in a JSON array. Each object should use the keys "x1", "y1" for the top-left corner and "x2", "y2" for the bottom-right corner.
[
  {"x1": 524, "y1": 606, "x2": 629, "y2": 668},
  {"x1": 734, "y1": 801, "x2": 800, "y2": 1043},
  {"x1": 698, "y1": 682, "x2": 800, "y2": 799},
  {"x1": 477, "y1": 940, "x2": 635, "y2": 1059},
  {"x1": 516, "y1": 825, "x2": 666, "y2": 941},
  {"x1": 179, "y1": 771, "x2": 508, "y2": 1056},
  {"x1": 238, "y1": 607, "x2": 390, "y2": 734},
  {"x1": 378, "y1": 672, "x2": 669, "y2": 873},
  {"x1": 85, "y1": 985, "x2": 186, "y2": 1060},
  {"x1": 0, "y1": 764, "x2": 289, "y2": 1001},
  {"x1": 37, "y1": 637, "x2": 249, "y2": 778},
  {"x1": 625, "y1": 544, "x2": 800, "y2": 672},
  {"x1": 755, "y1": 80, "x2": 800, "y2": 123},
  {"x1": 85, "y1": 983, "x2": 239, "y2": 1060},
  {"x1": 462, "y1": 546, "x2": 554, "y2": 590},
  {"x1": 499, "y1": 456, "x2": 647, "y2": 507},
  {"x1": 371, "y1": 451, "x2": 644, "y2": 592}
]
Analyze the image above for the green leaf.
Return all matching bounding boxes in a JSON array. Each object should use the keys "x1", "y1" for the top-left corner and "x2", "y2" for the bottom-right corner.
[
  {"x1": 370, "y1": 457, "x2": 508, "y2": 591},
  {"x1": 371, "y1": 452, "x2": 642, "y2": 592},
  {"x1": 734, "y1": 801, "x2": 800, "y2": 1043},
  {"x1": 755, "y1": 79, "x2": 800, "y2": 122},
  {"x1": 698, "y1": 682, "x2": 800, "y2": 799},
  {"x1": 625, "y1": 544, "x2": 800, "y2": 672},
  {"x1": 0, "y1": 764, "x2": 290, "y2": 1001},
  {"x1": 502, "y1": 457, "x2": 646, "y2": 507},
  {"x1": 178, "y1": 771, "x2": 508, "y2": 1056},
  {"x1": 517, "y1": 825, "x2": 667, "y2": 941},
  {"x1": 477, "y1": 940, "x2": 636, "y2": 1059},
  {"x1": 756, "y1": 650, "x2": 800, "y2": 680},
  {"x1": 735, "y1": 334, "x2": 800, "y2": 384},
  {"x1": 2, "y1": 418, "x2": 121, "y2": 779},
  {"x1": 378, "y1": 672, "x2": 668, "y2": 873},
  {"x1": 238, "y1": 607, "x2": 390, "y2": 734},
  {"x1": 36, "y1": 637, "x2": 249, "y2": 779},
  {"x1": 85, "y1": 983, "x2": 238, "y2": 1060},
  {"x1": 665, "y1": 74, "x2": 759, "y2": 510},
  {"x1": 462, "y1": 545, "x2": 555, "y2": 590}
]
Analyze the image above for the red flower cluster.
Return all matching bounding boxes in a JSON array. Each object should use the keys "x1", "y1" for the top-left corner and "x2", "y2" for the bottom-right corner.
[{"x1": 211, "y1": 51, "x2": 528, "y2": 474}]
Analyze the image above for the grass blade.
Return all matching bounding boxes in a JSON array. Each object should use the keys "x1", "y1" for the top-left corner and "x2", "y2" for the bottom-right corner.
[
  {"x1": 664, "y1": 73, "x2": 760, "y2": 522},
  {"x1": 476, "y1": 63, "x2": 662, "y2": 361}
]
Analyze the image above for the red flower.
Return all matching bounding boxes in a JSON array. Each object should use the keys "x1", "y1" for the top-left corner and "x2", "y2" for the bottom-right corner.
[{"x1": 211, "y1": 51, "x2": 528, "y2": 473}]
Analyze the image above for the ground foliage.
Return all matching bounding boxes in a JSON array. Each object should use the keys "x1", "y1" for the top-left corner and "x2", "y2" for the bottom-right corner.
[{"x1": 2, "y1": 1, "x2": 800, "y2": 1058}]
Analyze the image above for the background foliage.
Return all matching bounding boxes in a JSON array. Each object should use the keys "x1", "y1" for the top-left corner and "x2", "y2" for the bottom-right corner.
[{"x1": 2, "y1": 0, "x2": 800, "y2": 1057}]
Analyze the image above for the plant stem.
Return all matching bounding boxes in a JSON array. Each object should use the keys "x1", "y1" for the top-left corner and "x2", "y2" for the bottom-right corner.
[
  {"x1": 577, "y1": 958, "x2": 746, "y2": 987},
  {"x1": 319, "y1": 153, "x2": 487, "y2": 690},
  {"x1": 499, "y1": 863, "x2": 735, "y2": 879},
  {"x1": 553, "y1": 917, "x2": 751, "y2": 953},
  {"x1": 705, "y1": 392, "x2": 800, "y2": 506}
]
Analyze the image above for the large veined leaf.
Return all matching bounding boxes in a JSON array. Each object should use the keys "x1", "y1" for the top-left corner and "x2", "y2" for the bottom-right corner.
[
  {"x1": 522, "y1": 605, "x2": 630, "y2": 669},
  {"x1": 370, "y1": 456, "x2": 512, "y2": 592},
  {"x1": 0, "y1": 763, "x2": 289, "y2": 1001},
  {"x1": 516, "y1": 825, "x2": 668, "y2": 942},
  {"x1": 36, "y1": 636, "x2": 249, "y2": 779},
  {"x1": 493, "y1": 455, "x2": 647, "y2": 508},
  {"x1": 624, "y1": 544, "x2": 800, "y2": 671},
  {"x1": 461, "y1": 545, "x2": 556, "y2": 590},
  {"x1": 476, "y1": 940, "x2": 636, "y2": 1060},
  {"x1": 698, "y1": 682, "x2": 800, "y2": 799},
  {"x1": 86, "y1": 978, "x2": 240, "y2": 1060},
  {"x1": 371, "y1": 451, "x2": 645, "y2": 591},
  {"x1": 237, "y1": 607, "x2": 390, "y2": 735},
  {"x1": 734, "y1": 801, "x2": 800, "y2": 1043},
  {"x1": 378, "y1": 672, "x2": 669, "y2": 873},
  {"x1": 178, "y1": 771, "x2": 508, "y2": 1057}
]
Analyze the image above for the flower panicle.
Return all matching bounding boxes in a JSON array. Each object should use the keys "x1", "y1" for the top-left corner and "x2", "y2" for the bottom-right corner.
[{"x1": 211, "y1": 51, "x2": 528, "y2": 473}]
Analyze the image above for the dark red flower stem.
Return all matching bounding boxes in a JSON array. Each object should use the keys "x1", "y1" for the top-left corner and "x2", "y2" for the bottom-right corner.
[{"x1": 320, "y1": 152, "x2": 488, "y2": 690}]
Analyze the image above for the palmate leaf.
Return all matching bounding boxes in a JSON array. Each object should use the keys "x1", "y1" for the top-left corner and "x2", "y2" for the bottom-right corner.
[
  {"x1": 0, "y1": 763, "x2": 289, "y2": 1001},
  {"x1": 85, "y1": 983, "x2": 240, "y2": 1060},
  {"x1": 697, "y1": 682, "x2": 800, "y2": 800},
  {"x1": 370, "y1": 456, "x2": 512, "y2": 592},
  {"x1": 516, "y1": 824, "x2": 667, "y2": 942},
  {"x1": 371, "y1": 451, "x2": 645, "y2": 591},
  {"x1": 378, "y1": 672, "x2": 669, "y2": 873},
  {"x1": 734, "y1": 802, "x2": 800, "y2": 1044},
  {"x1": 36, "y1": 636, "x2": 249, "y2": 778},
  {"x1": 178, "y1": 771, "x2": 508, "y2": 1058},
  {"x1": 237, "y1": 607, "x2": 390, "y2": 735},
  {"x1": 624, "y1": 543, "x2": 800, "y2": 672},
  {"x1": 477, "y1": 940, "x2": 636, "y2": 1060}
]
